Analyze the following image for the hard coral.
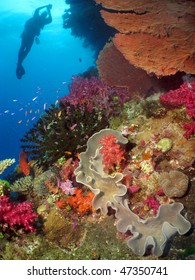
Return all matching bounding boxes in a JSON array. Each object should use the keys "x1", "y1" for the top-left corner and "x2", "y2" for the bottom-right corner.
[
  {"x1": 158, "y1": 170, "x2": 189, "y2": 198},
  {"x1": 99, "y1": 134, "x2": 126, "y2": 173},
  {"x1": 0, "y1": 158, "x2": 15, "y2": 175},
  {"x1": 0, "y1": 196, "x2": 38, "y2": 232}
]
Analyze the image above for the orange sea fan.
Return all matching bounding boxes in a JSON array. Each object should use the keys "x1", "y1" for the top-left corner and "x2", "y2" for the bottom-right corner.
[{"x1": 19, "y1": 150, "x2": 30, "y2": 176}]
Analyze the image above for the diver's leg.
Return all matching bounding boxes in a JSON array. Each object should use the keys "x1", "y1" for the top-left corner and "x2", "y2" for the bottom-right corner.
[{"x1": 16, "y1": 38, "x2": 34, "y2": 79}]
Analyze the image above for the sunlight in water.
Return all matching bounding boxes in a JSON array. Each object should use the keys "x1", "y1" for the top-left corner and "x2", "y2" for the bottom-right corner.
[{"x1": 0, "y1": 0, "x2": 69, "y2": 17}]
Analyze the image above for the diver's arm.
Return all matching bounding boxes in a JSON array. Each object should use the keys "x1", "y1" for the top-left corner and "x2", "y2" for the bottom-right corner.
[
  {"x1": 44, "y1": 8, "x2": 52, "y2": 25},
  {"x1": 34, "y1": 4, "x2": 52, "y2": 18}
]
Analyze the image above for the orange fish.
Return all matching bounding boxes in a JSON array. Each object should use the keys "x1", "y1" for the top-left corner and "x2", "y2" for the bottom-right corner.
[{"x1": 19, "y1": 150, "x2": 30, "y2": 176}]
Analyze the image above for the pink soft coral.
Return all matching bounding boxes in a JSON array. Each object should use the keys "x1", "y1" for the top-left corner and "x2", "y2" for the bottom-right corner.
[
  {"x1": 99, "y1": 134, "x2": 126, "y2": 173},
  {"x1": 0, "y1": 196, "x2": 38, "y2": 232},
  {"x1": 143, "y1": 195, "x2": 160, "y2": 215}
]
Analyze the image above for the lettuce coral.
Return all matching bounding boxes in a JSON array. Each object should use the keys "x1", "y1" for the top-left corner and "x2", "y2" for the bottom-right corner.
[{"x1": 75, "y1": 128, "x2": 191, "y2": 256}]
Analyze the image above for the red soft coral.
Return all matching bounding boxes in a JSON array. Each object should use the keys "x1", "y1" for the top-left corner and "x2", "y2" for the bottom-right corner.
[
  {"x1": 0, "y1": 196, "x2": 38, "y2": 232},
  {"x1": 159, "y1": 81, "x2": 195, "y2": 118},
  {"x1": 183, "y1": 121, "x2": 195, "y2": 139},
  {"x1": 99, "y1": 134, "x2": 126, "y2": 173}
]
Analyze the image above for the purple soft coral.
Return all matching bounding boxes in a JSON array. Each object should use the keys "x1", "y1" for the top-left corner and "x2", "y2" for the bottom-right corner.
[
  {"x1": 60, "y1": 76, "x2": 131, "y2": 117},
  {"x1": 60, "y1": 179, "x2": 75, "y2": 195}
]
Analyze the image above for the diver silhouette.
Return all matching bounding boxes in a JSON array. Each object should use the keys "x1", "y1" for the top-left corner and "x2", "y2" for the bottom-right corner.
[{"x1": 16, "y1": 4, "x2": 52, "y2": 79}]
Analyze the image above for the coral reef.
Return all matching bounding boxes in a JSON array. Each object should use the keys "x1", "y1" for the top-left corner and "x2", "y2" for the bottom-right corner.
[
  {"x1": 63, "y1": 0, "x2": 116, "y2": 57},
  {"x1": 96, "y1": 0, "x2": 195, "y2": 76},
  {"x1": 0, "y1": 159, "x2": 15, "y2": 175},
  {"x1": 75, "y1": 128, "x2": 191, "y2": 256}
]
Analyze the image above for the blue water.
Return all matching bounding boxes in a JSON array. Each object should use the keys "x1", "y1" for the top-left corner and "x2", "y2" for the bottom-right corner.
[{"x1": 0, "y1": 1, "x2": 95, "y2": 174}]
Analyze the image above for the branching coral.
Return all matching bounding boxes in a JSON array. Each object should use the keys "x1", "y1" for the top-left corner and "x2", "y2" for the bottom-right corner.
[
  {"x1": 20, "y1": 101, "x2": 108, "y2": 168},
  {"x1": 0, "y1": 159, "x2": 15, "y2": 175},
  {"x1": 75, "y1": 128, "x2": 191, "y2": 256}
]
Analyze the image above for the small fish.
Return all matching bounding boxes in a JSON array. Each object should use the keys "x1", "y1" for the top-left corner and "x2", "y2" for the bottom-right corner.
[
  {"x1": 55, "y1": 100, "x2": 59, "y2": 105},
  {"x1": 18, "y1": 120, "x2": 22, "y2": 124},
  {"x1": 13, "y1": 99, "x2": 18, "y2": 102},
  {"x1": 78, "y1": 58, "x2": 82, "y2": 62},
  {"x1": 70, "y1": 123, "x2": 77, "y2": 130},
  {"x1": 65, "y1": 151, "x2": 72, "y2": 155},
  {"x1": 4, "y1": 110, "x2": 9, "y2": 113},
  {"x1": 31, "y1": 116, "x2": 36, "y2": 121},
  {"x1": 58, "y1": 111, "x2": 62, "y2": 118},
  {"x1": 43, "y1": 103, "x2": 47, "y2": 110},
  {"x1": 29, "y1": 110, "x2": 32, "y2": 114},
  {"x1": 32, "y1": 96, "x2": 38, "y2": 101},
  {"x1": 19, "y1": 107, "x2": 23, "y2": 111}
]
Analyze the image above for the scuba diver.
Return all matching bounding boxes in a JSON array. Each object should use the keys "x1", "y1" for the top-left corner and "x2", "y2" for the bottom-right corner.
[{"x1": 16, "y1": 4, "x2": 52, "y2": 79}]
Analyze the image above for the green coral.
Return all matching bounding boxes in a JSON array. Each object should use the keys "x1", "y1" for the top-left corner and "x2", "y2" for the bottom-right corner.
[
  {"x1": 20, "y1": 101, "x2": 108, "y2": 169},
  {"x1": 0, "y1": 180, "x2": 10, "y2": 196},
  {"x1": 10, "y1": 176, "x2": 33, "y2": 194}
]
